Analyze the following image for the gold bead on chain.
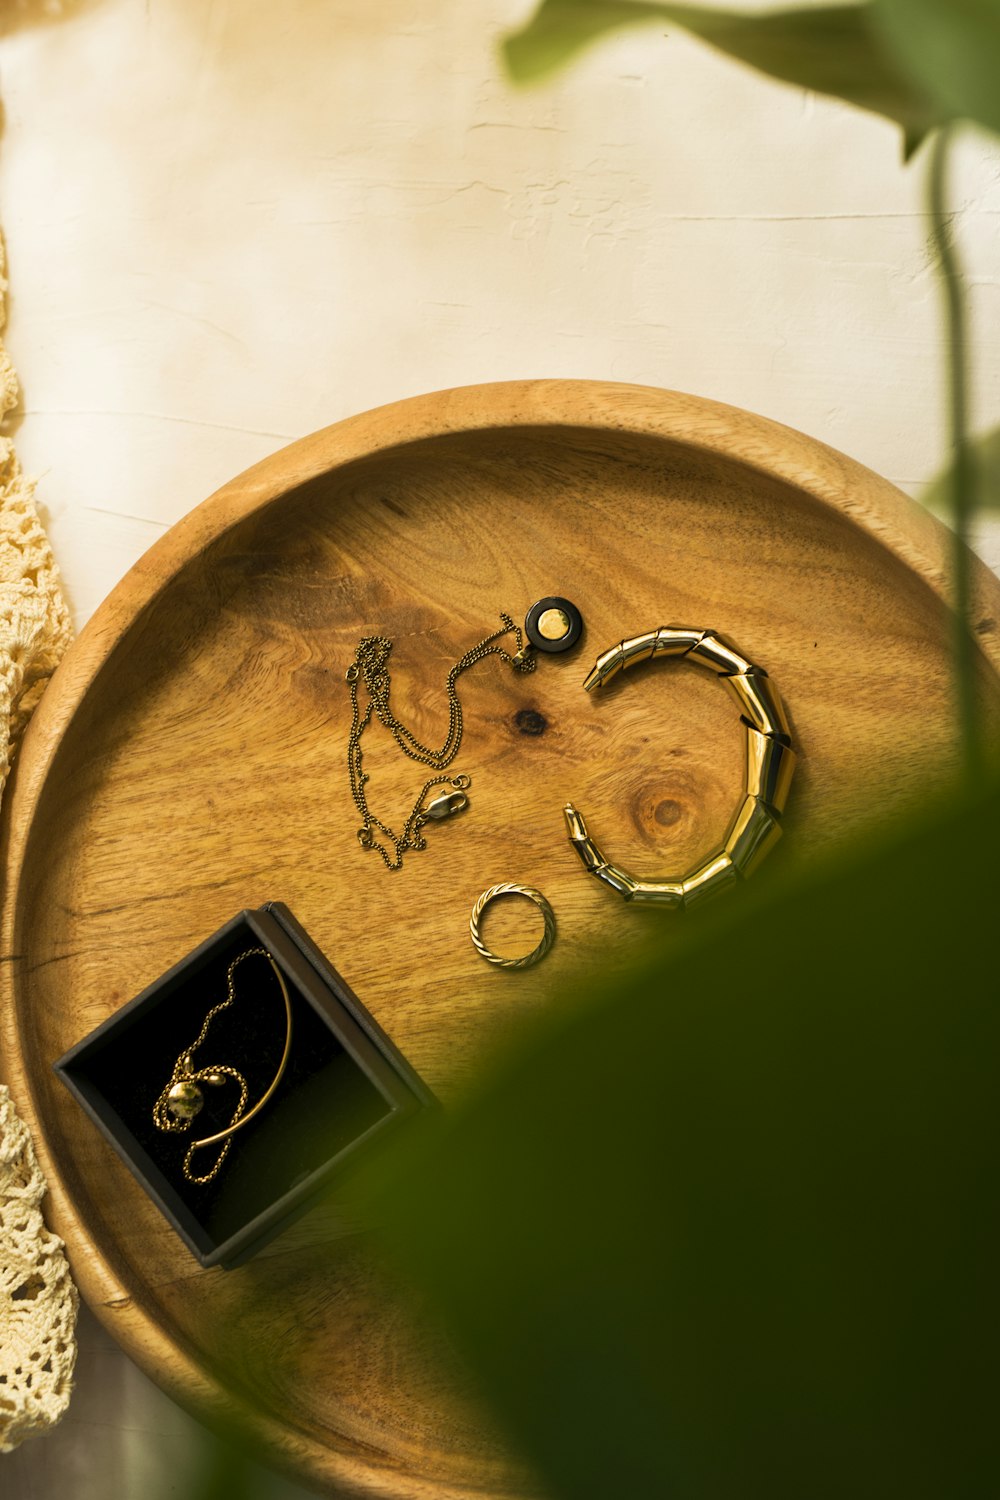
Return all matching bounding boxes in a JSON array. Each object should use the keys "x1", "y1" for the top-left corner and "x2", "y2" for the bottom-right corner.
[{"x1": 153, "y1": 949, "x2": 262, "y2": 1184}]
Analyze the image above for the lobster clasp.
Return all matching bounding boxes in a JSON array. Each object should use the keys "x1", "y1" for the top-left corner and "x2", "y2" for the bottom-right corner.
[{"x1": 421, "y1": 787, "x2": 469, "y2": 822}]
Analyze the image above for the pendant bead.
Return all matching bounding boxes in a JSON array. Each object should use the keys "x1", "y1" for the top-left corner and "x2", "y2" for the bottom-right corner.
[{"x1": 166, "y1": 1079, "x2": 204, "y2": 1120}]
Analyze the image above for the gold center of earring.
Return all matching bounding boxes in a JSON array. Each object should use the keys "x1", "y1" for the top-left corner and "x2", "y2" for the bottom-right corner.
[{"x1": 537, "y1": 608, "x2": 570, "y2": 641}]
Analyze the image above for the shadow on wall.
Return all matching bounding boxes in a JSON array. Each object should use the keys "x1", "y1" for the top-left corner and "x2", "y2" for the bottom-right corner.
[
  {"x1": 0, "y1": 0, "x2": 108, "y2": 39},
  {"x1": 0, "y1": 0, "x2": 479, "y2": 91}
]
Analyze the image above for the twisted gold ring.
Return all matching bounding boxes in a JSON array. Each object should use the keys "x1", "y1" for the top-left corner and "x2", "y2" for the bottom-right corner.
[{"x1": 469, "y1": 883, "x2": 556, "y2": 970}]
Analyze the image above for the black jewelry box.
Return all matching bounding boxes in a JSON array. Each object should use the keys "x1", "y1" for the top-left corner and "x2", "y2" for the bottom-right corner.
[{"x1": 53, "y1": 902, "x2": 435, "y2": 1269}]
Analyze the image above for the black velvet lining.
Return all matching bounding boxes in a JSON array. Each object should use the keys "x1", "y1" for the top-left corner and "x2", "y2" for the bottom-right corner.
[{"x1": 66, "y1": 925, "x2": 393, "y2": 1248}]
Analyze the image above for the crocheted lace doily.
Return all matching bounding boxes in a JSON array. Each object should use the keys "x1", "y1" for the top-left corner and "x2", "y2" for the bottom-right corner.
[
  {"x1": 0, "y1": 245, "x2": 72, "y2": 769},
  {"x1": 0, "y1": 1087, "x2": 78, "y2": 1452},
  {"x1": 0, "y1": 236, "x2": 77, "y2": 1450}
]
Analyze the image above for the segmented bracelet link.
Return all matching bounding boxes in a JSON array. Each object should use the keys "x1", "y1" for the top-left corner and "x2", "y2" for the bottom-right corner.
[{"x1": 565, "y1": 627, "x2": 795, "y2": 909}]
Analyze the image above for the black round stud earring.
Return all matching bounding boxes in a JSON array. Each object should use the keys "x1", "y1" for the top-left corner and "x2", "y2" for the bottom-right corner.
[{"x1": 524, "y1": 596, "x2": 584, "y2": 654}]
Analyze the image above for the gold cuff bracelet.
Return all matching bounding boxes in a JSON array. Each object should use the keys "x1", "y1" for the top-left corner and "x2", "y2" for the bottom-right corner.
[{"x1": 566, "y1": 627, "x2": 795, "y2": 910}]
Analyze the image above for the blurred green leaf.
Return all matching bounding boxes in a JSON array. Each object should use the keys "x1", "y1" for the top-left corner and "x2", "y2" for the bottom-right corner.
[
  {"x1": 924, "y1": 421, "x2": 1000, "y2": 517},
  {"x1": 374, "y1": 775, "x2": 1000, "y2": 1499},
  {"x1": 503, "y1": 2, "x2": 944, "y2": 152},
  {"x1": 872, "y1": 0, "x2": 1000, "y2": 139},
  {"x1": 189, "y1": 1429, "x2": 255, "y2": 1500}
]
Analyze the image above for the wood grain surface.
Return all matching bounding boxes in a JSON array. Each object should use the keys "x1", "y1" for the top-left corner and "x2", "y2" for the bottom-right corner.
[{"x1": 3, "y1": 380, "x2": 1000, "y2": 1499}]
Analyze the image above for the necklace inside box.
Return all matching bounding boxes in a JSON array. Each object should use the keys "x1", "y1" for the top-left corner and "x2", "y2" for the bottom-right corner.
[{"x1": 54, "y1": 902, "x2": 433, "y2": 1269}]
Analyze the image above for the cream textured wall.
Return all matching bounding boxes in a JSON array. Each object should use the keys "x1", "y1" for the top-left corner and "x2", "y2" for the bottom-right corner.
[
  {"x1": 4, "y1": 0, "x2": 1000, "y2": 630},
  {"x1": 2, "y1": 0, "x2": 999, "y2": 1494}
]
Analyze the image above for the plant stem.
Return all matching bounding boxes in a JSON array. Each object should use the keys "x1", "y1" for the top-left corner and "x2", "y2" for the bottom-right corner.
[{"x1": 926, "y1": 125, "x2": 982, "y2": 783}]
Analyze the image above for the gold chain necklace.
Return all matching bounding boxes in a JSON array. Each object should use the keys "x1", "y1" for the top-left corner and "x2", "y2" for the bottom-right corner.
[
  {"x1": 345, "y1": 611, "x2": 536, "y2": 871},
  {"x1": 152, "y1": 948, "x2": 293, "y2": 1184}
]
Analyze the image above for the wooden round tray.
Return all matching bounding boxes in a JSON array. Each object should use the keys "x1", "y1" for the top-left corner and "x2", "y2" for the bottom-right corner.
[{"x1": 4, "y1": 381, "x2": 1000, "y2": 1498}]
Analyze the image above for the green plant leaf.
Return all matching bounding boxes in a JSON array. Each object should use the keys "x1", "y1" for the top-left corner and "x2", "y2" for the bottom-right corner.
[
  {"x1": 923, "y1": 422, "x2": 1000, "y2": 517},
  {"x1": 373, "y1": 775, "x2": 1000, "y2": 1499},
  {"x1": 503, "y1": 1, "x2": 944, "y2": 153},
  {"x1": 872, "y1": 0, "x2": 1000, "y2": 139}
]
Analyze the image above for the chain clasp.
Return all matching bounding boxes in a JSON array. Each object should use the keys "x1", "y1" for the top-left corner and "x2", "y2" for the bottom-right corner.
[{"x1": 420, "y1": 788, "x2": 469, "y2": 822}]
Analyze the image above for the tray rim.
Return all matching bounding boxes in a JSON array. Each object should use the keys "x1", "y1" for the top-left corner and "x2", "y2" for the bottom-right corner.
[{"x1": 3, "y1": 376, "x2": 999, "y2": 1498}]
